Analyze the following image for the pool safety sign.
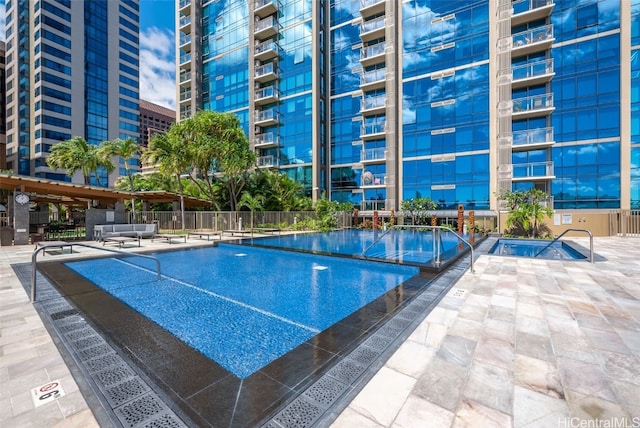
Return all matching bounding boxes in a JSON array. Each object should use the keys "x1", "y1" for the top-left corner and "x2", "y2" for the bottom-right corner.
[{"x1": 31, "y1": 380, "x2": 66, "y2": 407}]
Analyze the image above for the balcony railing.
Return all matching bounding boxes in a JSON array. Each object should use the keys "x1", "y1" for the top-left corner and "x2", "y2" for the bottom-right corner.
[
  {"x1": 180, "y1": 53, "x2": 192, "y2": 64},
  {"x1": 512, "y1": 58, "x2": 554, "y2": 82},
  {"x1": 361, "y1": 121, "x2": 386, "y2": 137},
  {"x1": 257, "y1": 155, "x2": 276, "y2": 168},
  {"x1": 179, "y1": 16, "x2": 191, "y2": 27},
  {"x1": 179, "y1": 0, "x2": 190, "y2": 9},
  {"x1": 179, "y1": 91, "x2": 191, "y2": 101},
  {"x1": 512, "y1": 93, "x2": 553, "y2": 114},
  {"x1": 512, "y1": 161, "x2": 554, "y2": 179},
  {"x1": 255, "y1": 108, "x2": 279, "y2": 123},
  {"x1": 255, "y1": 62, "x2": 276, "y2": 79},
  {"x1": 513, "y1": 0, "x2": 554, "y2": 16},
  {"x1": 180, "y1": 72, "x2": 192, "y2": 83},
  {"x1": 512, "y1": 24, "x2": 553, "y2": 50},
  {"x1": 512, "y1": 127, "x2": 554, "y2": 148},
  {"x1": 255, "y1": 85, "x2": 278, "y2": 102},
  {"x1": 255, "y1": 132, "x2": 279, "y2": 147},
  {"x1": 361, "y1": 42, "x2": 386, "y2": 61},
  {"x1": 361, "y1": 0, "x2": 384, "y2": 10},
  {"x1": 255, "y1": 16, "x2": 278, "y2": 38},
  {"x1": 361, "y1": 199, "x2": 386, "y2": 211},
  {"x1": 362, "y1": 172, "x2": 386, "y2": 186},
  {"x1": 360, "y1": 68, "x2": 386, "y2": 86},
  {"x1": 180, "y1": 35, "x2": 192, "y2": 46},
  {"x1": 255, "y1": 40, "x2": 278, "y2": 58},
  {"x1": 361, "y1": 16, "x2": 385, "y2": 34},
  {"x1": 361, "y1": 147, "x2": 386, "y2": 162},
  {"x1": 361, "y1": 95, "x2": 386, "y2": 112}
]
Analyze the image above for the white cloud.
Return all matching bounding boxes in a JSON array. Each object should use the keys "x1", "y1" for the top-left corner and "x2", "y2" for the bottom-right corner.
[
  {"x1": 139, "y1": 26, "x2": 176, "y2": 110},
  {"x1": 0, "y1": 12, "x2": 5, "y2": 42}
]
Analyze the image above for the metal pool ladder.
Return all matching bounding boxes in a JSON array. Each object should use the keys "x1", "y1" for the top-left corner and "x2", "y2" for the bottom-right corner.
[
  {"x1": 361, "y1": 225, "x2": 475, "y2": 273},
  {"x1": 31, "y1": 242, "x2": 162, "y2": 302},
  {"x1": 533, "y1": 228, "x2": 594, "y2": 263}
]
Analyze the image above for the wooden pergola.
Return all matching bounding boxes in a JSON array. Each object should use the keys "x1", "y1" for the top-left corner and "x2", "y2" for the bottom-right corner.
[{"x1": 0, "y1": 173, "x2": 211, "y2": 208}]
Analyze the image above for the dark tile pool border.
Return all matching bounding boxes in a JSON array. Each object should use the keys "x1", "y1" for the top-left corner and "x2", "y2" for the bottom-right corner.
[{"x1": 17, "y1": 239, "x2": 487, "y2": 427}]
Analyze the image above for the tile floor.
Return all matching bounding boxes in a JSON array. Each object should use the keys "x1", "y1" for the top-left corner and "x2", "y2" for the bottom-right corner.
[{"x1": 1, "y1": 236, "x2": 639, "y2": 427}]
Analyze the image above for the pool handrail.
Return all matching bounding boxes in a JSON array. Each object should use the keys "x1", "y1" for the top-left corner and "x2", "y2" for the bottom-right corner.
[
  {"x1": 361, "y1": 225, "x2": 475, "y2": 273},
  {"x1": 533, "y1": 228, "x2": 594, "y2": 263},
  {"x1": 31, "y1": 242, "x2": 162, "y2": 302}
]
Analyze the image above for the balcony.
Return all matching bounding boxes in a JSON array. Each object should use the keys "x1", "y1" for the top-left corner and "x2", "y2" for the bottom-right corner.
[
  {"x1": 257, "y1": 155, "x2": 277, "y2": 168},
  {"x1": 179, "y1": 16, "x2": 191, "y2": 32},
  {"x1": 512, "y1": 161, "x2": 555, "y2": 181},
  {"x1": 360, "y1": 0, "x2": 385, "y2": 17},
  {"x1": 255, "y1": 62, "x2": 278, "y2": 83},
  {"x1": 360, "y1": 42, "x2": 386, "y2": 67},
  {"x1": 360, "y1": 199, "x2": 386, "y2": 211},
  {"x1": 360, "y1": 121, "x2": 386, "y2": 140},
  {"x1": 361, "y1": 171, "x2": 386, "y2": 187},
  {"x1": 180, "y1": 34, "x2": 192, "y2": 49},
  {"x1": 511, "y1": 25, "x2": 554, "y2": 56},
  {"x1": 254, "y1": 132, "x2": 280, "y2": 148},
  {"x1": 180, "y1": 53, "x2": 192, "y2": 65},
  {"x1": 255, "y1": 0, "x2": 278, "y2": 19},
  {"x1": 255, "y1": 16, "x2": 278, "y2": 40},
  {"x1": 360, "y1": 147, "x2": 386, "y2": 163},
  {"x1": 255, "y1": 40, "x2": 278, "y2": 61},
  {"x1": 179, "y1": 72, "x2": 192, "y2": 86},
  {"x1": 511, "y1": 127, "x2": 555, "y2": 151},
  {"x1": 255, "y1": 85, "x2": 279, "y2": 105},
  {"x1": 360, "y1": 16, "x2": 385, "y2": 42},
  {"x1": 360, "y1": 68, "x2": 386, "y2": 90},
  {"x1": 512, "y1": 58, "x2": 554, "y2": 89},
  {"x1": 179, "y1": 0, "x2": 190, "y2": 16},
  {"x1": 512, "y1": 0, "x2": 554, "y2": 27},
  {"x1": 361, "y1": 94, "x2": 386, "y2": 115},
  {"x1": 255, "y1": 108, "x2": 279, "y2": 126},
  {"x1": 512, "y1": 93, "x2": 554, "y2": 119},
  {"x1": 179, "y1": 90, "x2": 192, "y2": 102}
]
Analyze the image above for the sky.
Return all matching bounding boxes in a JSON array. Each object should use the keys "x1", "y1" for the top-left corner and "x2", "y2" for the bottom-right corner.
[{"x1": 0, "y1": 0, "x2": 177, "y2": 110}]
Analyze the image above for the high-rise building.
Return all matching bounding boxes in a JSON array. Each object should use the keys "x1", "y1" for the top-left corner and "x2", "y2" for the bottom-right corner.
[
  {"x1": 139, "y1": 99, "x2": 176, "y2": 175},
  {"x1": 4, "y1": 0, "x2": 140, "y2": 187},
  {"x1": 0, "y1": 41, "x2": 6, "y2": 171},
  {"x1": 177, "y1": 0, "x2": 637, "y2": 213}
]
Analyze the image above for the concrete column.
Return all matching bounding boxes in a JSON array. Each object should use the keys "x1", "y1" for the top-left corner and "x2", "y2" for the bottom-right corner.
[{"x1": 13, "y1": 191, "x2": 30, "y2": 245}]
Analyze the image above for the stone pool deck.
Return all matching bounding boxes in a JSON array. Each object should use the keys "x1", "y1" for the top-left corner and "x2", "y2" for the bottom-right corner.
[{"x1": 1, "y1": 236, "x2": 639, "y2": 427}]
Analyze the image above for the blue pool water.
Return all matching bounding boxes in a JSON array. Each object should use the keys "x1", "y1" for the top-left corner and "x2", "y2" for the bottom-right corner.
[
  {"x1": 250, "y1": 228, "x2": 466, "y2": 265},
  {"x1": 65, "y1": 244, "x2": 419, "y2": 378},
  {"x1": 489, "y1": 239, "x2": 586, "y2": 260}
]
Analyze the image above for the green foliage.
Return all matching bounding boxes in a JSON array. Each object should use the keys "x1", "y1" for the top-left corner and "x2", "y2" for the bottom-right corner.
[
  {"x1": 47, "y1": 136, "x2": 114, "y2": 186},
  {"x1": 238, "y1": 192, "x2": 266, "y2": 229},
  {"x1": 400, "y1": 197, "x2": 437, "y2": 225},
  {"x1": 498, "y1": 188, "x2": 553, "y2": 238}
]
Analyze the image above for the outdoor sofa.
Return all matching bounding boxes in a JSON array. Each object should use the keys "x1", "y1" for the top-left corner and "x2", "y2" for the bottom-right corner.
[{"x1": 94, "y1": 224, "x2": 157, "y2": 241}]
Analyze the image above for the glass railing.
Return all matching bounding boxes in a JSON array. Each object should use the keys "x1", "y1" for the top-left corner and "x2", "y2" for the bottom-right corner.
[
  {"x1": 257, "y1": 155, "x2": 276, "y2": 168},
  {"x1": 512, "y1": 161, "x2": 554, "y2": 178},
  {"x1": 361, "y1": 95, "x2": 386, "y2": 111},
  {"x1": 179, "y1": 16, "x2": 191, "y2": 27},
  {"x1": 361, "y1": 147, "x2": 386, "y2": 162},
  {"x1": 361, "y1": 199, "x2": 386, "y2": 211},
  {"x1": 255, "y1": 62, "x2": 275, "y2": 77},
  {"x1": 179, "y1": 0, "x2": 190, "y2": 8},
  {"x1": 180, "y1": 72, "x2": 192, "y2": 83},
  {"x1": 361, "y1": 16, "x2": 385, "y2": 34},
  {"x1": 513, "y1": 0, "x2": 553, "y2": 16},
  {"x1": 512, "y1": 58, "x2": 554, "y2": 81},
  {"x1": 255, "y1": 0, "x2": 276, "y2": 8},
  {"x1": 361, "y1": 121, "x2": 386, "y2": 136},
  {"x1": 180, "y1": 53, "x2": 192, "y2": 64},
  {"x1": 255, "y1": 40, "x2": 277, "y2": 56},
  {"x1": 512, "y1": 93, "x2": 553, "y2": 113},
  {"x1": 179, "y1": 91, "x2": 191, "y2": 101},
  {"x1": 255, "y1": 86, "x2": 277, "y2": 100},
  {"x1": 255, "y1": 16, "x2": 276, "y2": 33},
  {"x1": 255, "y1": 132, "x2": 279, "y2": 146},
  {"x1": 361, "y1": 172, "x2": 386, "y2": 186},
  {"x1": 361, "y1": 42, "x2": 386, "y2": 60},
  {"x1": 361, "y1": 68, "x2": 386, "y2": 85},
  {"x1": 512, "y1": 24, "x2": 553, "y2": 47},
  {"x1": 255, "y1": 109, "x2": 278, "y2": 122},
  {"x1": 180, "y1": 35, "x2": 191, "y2": 46},
  {"x1": 512, "y1": 127, "x2": 554, "y2": 147},
  {"x1": 361, "y1": 0, "x2": 384, "y2": 9}
]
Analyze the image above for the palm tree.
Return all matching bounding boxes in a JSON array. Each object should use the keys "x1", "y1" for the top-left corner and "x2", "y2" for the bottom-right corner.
[
  {"x1": 238, "y1": 193, "x2": 265, "y2": 229},
  {"x1": 47, "y1": 136, "x2": 113, "y2": 186},
  {"x1": 142, "y1": 130, "x2": 191, "y2": 228},
  {"x1": 101, "y1": 138, "x2": 140, "y2": 215}
]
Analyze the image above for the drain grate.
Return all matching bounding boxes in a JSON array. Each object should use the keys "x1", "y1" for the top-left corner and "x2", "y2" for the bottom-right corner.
[
  {"x1": 50, "y1": 308, "x2": 79, "y2": 320},
  {"x1": 272, "y1": 398, "x2": 323, "y2": 428},
  {"x1": 103, "y1": 378, "x2": 151, "y2": 407},
  {"x1": 115, "y1": 394, "x2": 174, "y2": 427},
  {"x1": 302, "y1": 377, "x2": 348, "y2": 407},
  {"x1": 93, "y1": 365, "x2": 137, "y2": 388}
]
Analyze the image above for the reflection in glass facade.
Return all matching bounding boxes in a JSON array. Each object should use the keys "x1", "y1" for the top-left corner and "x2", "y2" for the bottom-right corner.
[
  {"x1": 4, "y1": 0, "x2": 140, "y2": 186},
  {"x1": 178, "y1": 0, "x2": 637, "y2": 212}
]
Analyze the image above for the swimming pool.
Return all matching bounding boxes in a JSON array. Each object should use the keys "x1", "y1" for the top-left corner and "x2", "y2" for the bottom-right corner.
[
  {"x1": 489, "y1": 238, "x2": 587, "y2": 260},
  {"x1": 246, "y1": 228, "x2": 469, "y2": 266},
  {"x1": 64, "y1": 244, "x2": 419, "y2": 378}
]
